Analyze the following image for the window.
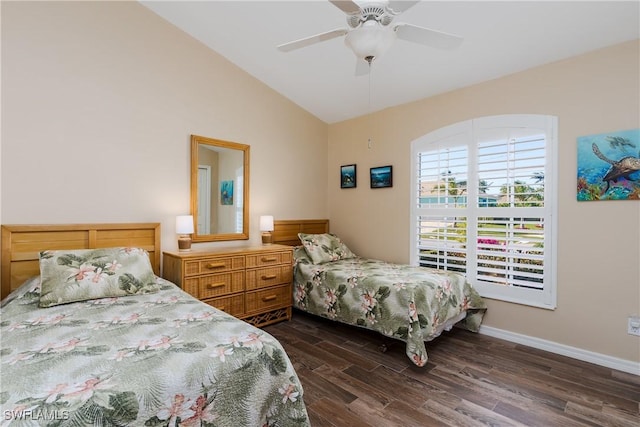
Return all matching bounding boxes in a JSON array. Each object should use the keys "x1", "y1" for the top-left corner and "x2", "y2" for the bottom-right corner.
[{"x1": 410, "y1": 115, "x2": 557, "y2": 309}]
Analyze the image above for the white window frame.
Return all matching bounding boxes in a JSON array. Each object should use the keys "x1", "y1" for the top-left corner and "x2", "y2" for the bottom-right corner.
[{"x1": 410, "y1": 115, "x2": 558, "y2": 309}]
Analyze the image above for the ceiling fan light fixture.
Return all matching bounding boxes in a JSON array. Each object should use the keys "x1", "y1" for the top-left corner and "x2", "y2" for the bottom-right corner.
[{"x1": 344, "y1": 20, "x2": 396, "y2": 60}]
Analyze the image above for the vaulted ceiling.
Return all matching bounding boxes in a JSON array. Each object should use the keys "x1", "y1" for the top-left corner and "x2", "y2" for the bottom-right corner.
[{"x1": 141, "y1": 1, "x2": 640, "y2": 123}]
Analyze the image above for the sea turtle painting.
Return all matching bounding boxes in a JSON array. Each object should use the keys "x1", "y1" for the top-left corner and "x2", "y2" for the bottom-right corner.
[
  {"x1": 577, "y1": 129, "x2": 640, "y2": 201},
  {"x1": 591, "y1": 142, "x2": 640, "y2": 191}
]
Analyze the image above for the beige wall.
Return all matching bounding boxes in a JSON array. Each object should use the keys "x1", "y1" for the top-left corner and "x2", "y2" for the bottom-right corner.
[
  {"x1": 328, "y1": 40, "x2": 640, "y2": 364},
  {"x1": 1, "y1": 1, "x2": 328, "y2": 252}
]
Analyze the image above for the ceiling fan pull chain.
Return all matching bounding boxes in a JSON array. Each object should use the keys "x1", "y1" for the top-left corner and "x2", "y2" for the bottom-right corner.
[{"x1": 368, "y1": 58, "x2": 373, "y2": 149}]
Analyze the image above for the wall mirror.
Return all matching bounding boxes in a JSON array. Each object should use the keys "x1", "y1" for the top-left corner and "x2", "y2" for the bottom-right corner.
[{"x1": 190, "y1": 135, "x2": 250, "y2": 242}]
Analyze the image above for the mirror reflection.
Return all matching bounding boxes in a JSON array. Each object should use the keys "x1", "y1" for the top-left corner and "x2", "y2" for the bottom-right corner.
[{"x1": 190, "y1": 135, "x2": 250, "y2": 242}]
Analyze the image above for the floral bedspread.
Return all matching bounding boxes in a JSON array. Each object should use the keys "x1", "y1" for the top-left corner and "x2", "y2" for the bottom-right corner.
[
  {"x1": 293, "y1": 248, "x2": 487, "y2": 367},
  {"x1": 0, "y1": 277, "x2": 310, "y2": 426}
]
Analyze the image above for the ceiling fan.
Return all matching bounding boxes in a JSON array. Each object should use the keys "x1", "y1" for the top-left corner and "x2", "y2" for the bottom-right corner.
[{"x1": 277, "y1": 0, "x2": 463, "y2": 73}]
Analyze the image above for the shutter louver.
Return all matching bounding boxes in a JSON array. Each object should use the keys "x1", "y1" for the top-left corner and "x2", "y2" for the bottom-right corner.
[{"x1": 417, "y1": 215, "x2": 467, "y2": 273}]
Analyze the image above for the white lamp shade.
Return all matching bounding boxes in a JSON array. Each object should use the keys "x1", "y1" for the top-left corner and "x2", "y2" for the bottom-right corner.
[
  {"x1": 175, "y1": 215, "x2": 194, "y2": 234},
  {"x1": 259, "y1": 215, "x2": 274, "y2": 232},
  {"x1": 345, "y1": 21, "x2": 396, "y2": 59}
]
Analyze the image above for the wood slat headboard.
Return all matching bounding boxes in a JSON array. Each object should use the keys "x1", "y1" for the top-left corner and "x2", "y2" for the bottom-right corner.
[
  {"x1": 1, "y1": 223, "x2": 161, "y2": 299},
  {"x1": 272, "y1": 219, "x2": 329, "y2": 246}
]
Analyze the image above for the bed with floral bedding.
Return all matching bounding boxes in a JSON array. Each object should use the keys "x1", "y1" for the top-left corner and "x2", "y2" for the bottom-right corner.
[
  {"x1": 0, "y1": 245, "x2": 309, "y2": 426},
  {"x1": 293, "y1": 233, "x2": 487, "y2": 367}
]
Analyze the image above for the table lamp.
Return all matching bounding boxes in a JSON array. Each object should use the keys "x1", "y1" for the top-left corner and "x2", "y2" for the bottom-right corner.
[
  {"x1": 176, "y1": 215, "x2": 194, "y2": 251},
  {"x1": 259, "y1": 215, "x2": 274, "y2": 245}
]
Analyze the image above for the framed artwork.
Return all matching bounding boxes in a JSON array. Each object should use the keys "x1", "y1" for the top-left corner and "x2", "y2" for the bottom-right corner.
[
  {"x1": 340, "y1": 164, "x2": 357, "y2": 188},
  {"x1": 370, "y1": 165, "x2": 393, "y2": 188},
  {"x1": 577, "y1": 128, "x2": 640, "y2": 201},
  {"x1": 220, "y1": 180, "x2": 234, "y2": 205}
]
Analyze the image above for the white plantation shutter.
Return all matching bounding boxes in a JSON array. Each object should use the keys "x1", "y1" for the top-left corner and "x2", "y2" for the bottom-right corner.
[
  {"x1": 416, "y1": 215, "x2": 467, "y2": 274},
  {"x1": 411, "y1": 115, "x2": 557, "y2": 309}
]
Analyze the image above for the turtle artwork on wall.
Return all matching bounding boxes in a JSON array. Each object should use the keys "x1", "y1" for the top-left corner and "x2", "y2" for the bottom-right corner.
[{"x1": 577, "y1": 128, "x2": 640, "y2": 201}]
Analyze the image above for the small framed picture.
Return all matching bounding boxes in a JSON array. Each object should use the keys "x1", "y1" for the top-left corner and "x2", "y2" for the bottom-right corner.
[
  {"x1": 220, "y1": 180, "x2": 234, "y2": 205},
  {"x1": 340, "y1": 164, "x2": 357, "y2": 189},
  {"x1": 370, "y1": 165, "x2": 392, "y2": 188}
]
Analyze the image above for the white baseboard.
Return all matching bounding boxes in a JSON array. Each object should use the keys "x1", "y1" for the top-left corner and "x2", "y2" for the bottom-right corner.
[{"x1": 479, "y1": 325, "x2": 640, "y2": 376}]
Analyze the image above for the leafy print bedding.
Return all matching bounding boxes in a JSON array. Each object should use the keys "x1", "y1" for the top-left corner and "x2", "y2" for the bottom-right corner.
[
  {"x1": 0, "y1": 277, "x2": 310, "y2": 426},
  {"x1": 293, "y1": 248, "x2": 487, "y2": 367},
  {"x1": 38, "y1": 247, "x2": 159, "y2": 307}
]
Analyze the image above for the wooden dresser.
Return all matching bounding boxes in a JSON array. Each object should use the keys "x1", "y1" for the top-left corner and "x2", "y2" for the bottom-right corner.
[{"x1": 162, "y1": 244, "x2": 293, "y2": 327}]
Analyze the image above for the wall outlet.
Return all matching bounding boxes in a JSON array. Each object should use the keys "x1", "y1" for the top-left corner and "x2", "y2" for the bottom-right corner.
[{"x1": 628, "y1": 316, "x2": 640, "y2": 336}]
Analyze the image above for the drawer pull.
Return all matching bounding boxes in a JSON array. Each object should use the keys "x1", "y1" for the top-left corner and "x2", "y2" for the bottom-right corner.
[
  {"x1": 261, "y1": 257, "x2": 277, "y2": 262},
  {"x1": 205, "y1": 262, "x2": 226, "y2": 269},
  {"x1": 261, "y1": 274, "x2": 277, "y2": 280},
  {"x1": 262, "y1": 295, "x2": 277, "y2": 302},
  {"x1": 207, "y1": 282, "x2": 226, "y2": 289}
]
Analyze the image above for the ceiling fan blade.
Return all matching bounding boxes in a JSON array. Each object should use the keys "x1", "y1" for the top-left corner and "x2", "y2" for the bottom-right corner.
[
  {"x1": 355, "y1": 58, "x2": 370, "y2": 76},
  {"x1": 395, "y1": 23, "x2": 463, "y2": 50},
  {"x1": 329, "y1": 0, "x2": 361, "y2": 15},
  {"x1": 277, "y1": 28, "x2": 348, "y2": 52},
  {"x1": 387, "y1": 1, "x2": 421, "y2": 14}
]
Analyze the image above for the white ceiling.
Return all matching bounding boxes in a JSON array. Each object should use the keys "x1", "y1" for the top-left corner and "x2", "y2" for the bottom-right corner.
[{"x1": 141, "y1": 1, "x2": 640, "y2": 124}]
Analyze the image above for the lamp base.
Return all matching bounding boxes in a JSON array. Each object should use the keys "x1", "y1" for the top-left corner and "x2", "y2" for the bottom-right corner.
[
  {"x1": 261, "y1": 231, "x2": 273, "y2": 245},
  {"x1": 178, "y1": 235, "x2": 192, "y2": 251}
]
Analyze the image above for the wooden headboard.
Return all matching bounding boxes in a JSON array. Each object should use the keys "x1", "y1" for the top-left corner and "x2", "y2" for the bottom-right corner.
[
  {"x1": 272, "y1": 219, "x2": 329, "y2": 246},
  {"x1": 1, "y1": 223, "x2": 161, "y2": 299}
]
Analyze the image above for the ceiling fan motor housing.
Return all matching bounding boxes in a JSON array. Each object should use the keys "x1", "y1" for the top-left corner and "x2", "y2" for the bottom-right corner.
[{"x1": 347, "y1": 4, "x2": 394, "y2": 28}]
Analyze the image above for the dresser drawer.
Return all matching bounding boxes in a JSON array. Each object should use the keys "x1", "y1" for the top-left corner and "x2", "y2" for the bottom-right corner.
[
  {"x1": 184, "y1": 271, "x2": 244, "y2": 299},
  {"x1": 183, "y1": 256, "x2": 245, "y2": 276},
  {"x1": 245, "y1": 284, "x2": 291, "y2": 315},
  {"x1": 245, "y1": 264, "x2": 292, "y2": 290},
  {"x1": 202, "y1": 294, "x2": 244, "y2": 317},
  {"x1": 245, "y1": 251, "x2": 292, "y2": 268}
]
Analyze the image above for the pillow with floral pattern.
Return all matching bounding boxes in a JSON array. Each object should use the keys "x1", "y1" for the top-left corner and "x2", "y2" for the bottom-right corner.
[
  {"x1": 39, "y1": 247, "x2": 158, "y2": 307},
  {"x1": 297, "y1": 233, "x2": 355, "y2": 264}
]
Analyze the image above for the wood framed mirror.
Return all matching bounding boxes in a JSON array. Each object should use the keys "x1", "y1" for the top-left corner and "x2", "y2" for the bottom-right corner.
[{"x1": 190, "y1": 135, "x2": 250, "y2": 242}]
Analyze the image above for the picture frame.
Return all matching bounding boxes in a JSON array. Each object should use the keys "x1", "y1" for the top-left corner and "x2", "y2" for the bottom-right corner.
[
  {"x1": 220, "y1": 180, "x2": 234, "y2": 205},
  {"x1": 370, "y1": 165, "x2": 392, "y2": 188},
  {"x1": 577, "y1": 128, "x2": 640, "y2": 201},
  {"x1": 340, "y1": 164, "x2": 357, "y2": 189}
]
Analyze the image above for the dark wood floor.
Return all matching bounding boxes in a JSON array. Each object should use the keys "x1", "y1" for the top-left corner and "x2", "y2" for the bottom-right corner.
[{"x1": 264, "y1": 311, "x2": 640, "y2": 427}]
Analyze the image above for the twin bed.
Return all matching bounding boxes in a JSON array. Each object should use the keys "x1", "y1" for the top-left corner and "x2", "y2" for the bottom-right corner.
[
  {"x1": 0, "y1": 223, "x2": 310, "y2": 426},
  {"x1": 0, "y1": 219, "x2": 487, "y2": 425},
  {"x1": 272, "y1": 219, "x2": 487, "y2": 367}
]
